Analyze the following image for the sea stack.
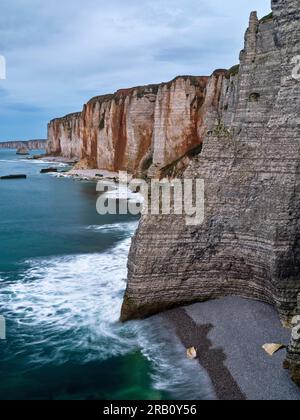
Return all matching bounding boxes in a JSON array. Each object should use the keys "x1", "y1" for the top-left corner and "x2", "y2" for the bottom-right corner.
[{"x1": 16, "y1": 146, "x2": 29, "y2": 155}]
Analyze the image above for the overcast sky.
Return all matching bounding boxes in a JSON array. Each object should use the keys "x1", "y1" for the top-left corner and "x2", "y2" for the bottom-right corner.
[{"x1": 0, "y1": 0, "x2": 271, "y2": 141}]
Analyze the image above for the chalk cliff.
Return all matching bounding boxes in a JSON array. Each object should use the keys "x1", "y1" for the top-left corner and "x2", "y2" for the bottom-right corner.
[
  {"x1": 122, "y1": 0, "x2": 300, "y2": 384},
  {"x1": 47, "y1": 73, "x2": 226, "y2": 176}
]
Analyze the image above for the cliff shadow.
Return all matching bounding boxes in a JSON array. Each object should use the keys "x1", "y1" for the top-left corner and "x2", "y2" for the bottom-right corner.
[{"x1": 165, "y1": 308, "x2": 246, "y2": 401}]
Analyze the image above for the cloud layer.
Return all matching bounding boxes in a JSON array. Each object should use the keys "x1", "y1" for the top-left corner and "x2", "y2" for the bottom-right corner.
[{"x1": 0, "y1": 0, "x2": 271, "y2": 140}]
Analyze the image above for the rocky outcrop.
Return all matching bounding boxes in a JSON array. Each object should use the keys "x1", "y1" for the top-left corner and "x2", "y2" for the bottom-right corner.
[
  {"x1": 47, "y1": 74, "x2": 226, "y2": 176},
  {"x1": 0, "y1": 140, "x2": 47, "y2": 150},
  {"x1": 16, "y1": 146, "x2": 29, "y2": 155},
  {"x1": 122, "y1": 0, "x2": 300, "y2": 382}
]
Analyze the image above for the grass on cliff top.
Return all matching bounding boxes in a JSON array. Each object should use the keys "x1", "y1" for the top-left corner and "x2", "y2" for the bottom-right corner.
[
  {"x1": 225, "y1": 65, "x2": 240, "y2": 79},
  {"x1": 259, "y1": 12, "x2": 273, "y2": 23}
]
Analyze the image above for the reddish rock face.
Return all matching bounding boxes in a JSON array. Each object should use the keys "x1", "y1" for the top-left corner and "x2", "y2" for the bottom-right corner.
[{"x1": 47, "y1": 72, "x2": 226, "y2": 176}]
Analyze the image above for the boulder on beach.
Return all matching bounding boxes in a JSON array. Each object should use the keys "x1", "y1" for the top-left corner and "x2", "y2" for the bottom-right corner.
[{"x1": 186, "y1": 347, "x2": 198, "y2": 360}]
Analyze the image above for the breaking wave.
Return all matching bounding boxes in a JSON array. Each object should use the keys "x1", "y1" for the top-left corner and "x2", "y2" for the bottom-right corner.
[{"x1": 0, "y1": 221, "x2": 214, "y2": 400}]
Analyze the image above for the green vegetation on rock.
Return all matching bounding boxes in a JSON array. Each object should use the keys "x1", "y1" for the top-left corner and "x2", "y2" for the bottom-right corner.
[
  {"x1": 259, "y1": 12, "x2": 273, "y2": 24},
  {"x1": 225, "y1": 65, "x2": 240, "y2": 79}
]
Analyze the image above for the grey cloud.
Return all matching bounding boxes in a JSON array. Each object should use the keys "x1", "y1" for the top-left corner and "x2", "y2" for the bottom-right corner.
[{"x1": 0, "y1": 0, "x2": 272, "y2": 140}]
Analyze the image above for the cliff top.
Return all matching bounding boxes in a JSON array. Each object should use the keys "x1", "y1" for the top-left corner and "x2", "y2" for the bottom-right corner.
[
  {"x1": 0, "y1": 139, "x2": 46, "y2": 144},
  {"x1": 259, "y1": 12, "x2": 273, "y2": 23},
  {"x1": 49, "y1": 71, "x2": 228, "y2": 124},
  {"x1": 49, "y1": 112, "x2": 82, "y2": 124},
  {"x1": 88, "y1": 75, "x2": 212, "y2": 104}
]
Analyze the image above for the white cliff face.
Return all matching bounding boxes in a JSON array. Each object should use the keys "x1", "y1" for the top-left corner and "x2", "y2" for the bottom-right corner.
[{"x1": 47, "y1": 74, "x2": 226, "y2": 176}]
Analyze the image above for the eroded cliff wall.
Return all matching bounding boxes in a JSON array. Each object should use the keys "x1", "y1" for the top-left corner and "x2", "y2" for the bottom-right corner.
[
  {"x1": 122, "y1": 0, "x2": 300, "y2": 382},
  {"x1": 47, "y1": 74, "x2": 226, "y2": 176}
]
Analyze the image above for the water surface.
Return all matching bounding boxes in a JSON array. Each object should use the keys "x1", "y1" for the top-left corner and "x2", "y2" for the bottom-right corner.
[{"x1": 0, "y1": 149, "x2": 214, "y2": 400}]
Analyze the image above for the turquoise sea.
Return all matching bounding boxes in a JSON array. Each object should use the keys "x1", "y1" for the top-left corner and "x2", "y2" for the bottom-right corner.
[{"x1": 0, "y1": 149, "x2": 214, "y2": 400}]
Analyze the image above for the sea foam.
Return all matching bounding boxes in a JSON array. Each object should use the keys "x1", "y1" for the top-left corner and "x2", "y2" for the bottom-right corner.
[{"x1": 1, "y1": 221, "x2": 215, "y2": 400}]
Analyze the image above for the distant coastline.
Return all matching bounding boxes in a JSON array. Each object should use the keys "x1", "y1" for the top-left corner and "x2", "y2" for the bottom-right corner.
[{"x1": 0, "y1": 139, "x2": 47, "y2": 150}]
